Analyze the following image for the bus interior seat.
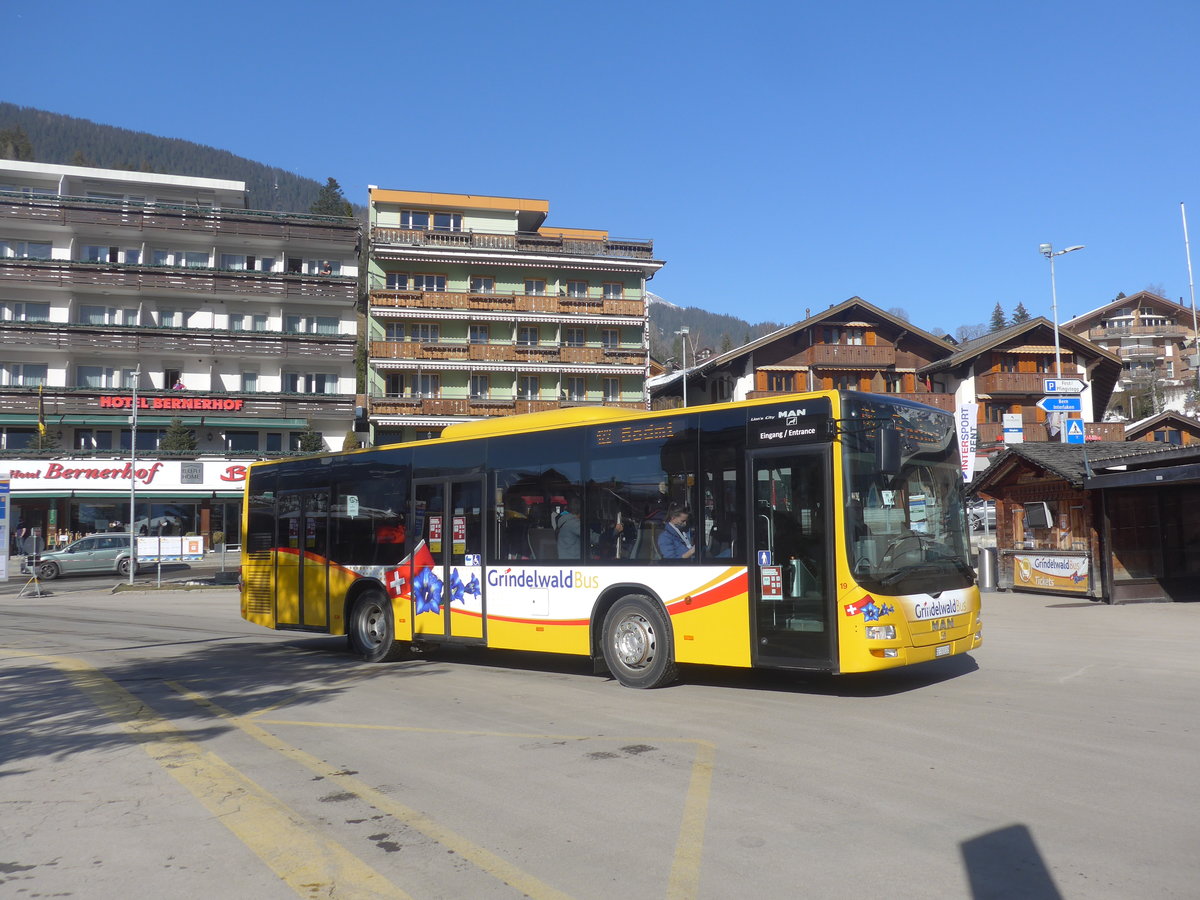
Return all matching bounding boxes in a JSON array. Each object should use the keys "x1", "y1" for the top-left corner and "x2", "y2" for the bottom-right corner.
[{"x1": 528, "y1": 528, "x2": 558, "y2": 560}]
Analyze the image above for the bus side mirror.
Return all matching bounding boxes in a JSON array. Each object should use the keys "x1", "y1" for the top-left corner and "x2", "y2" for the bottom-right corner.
[{"x1": 877, "y1": 425, "x2": 901, "y2": 477}]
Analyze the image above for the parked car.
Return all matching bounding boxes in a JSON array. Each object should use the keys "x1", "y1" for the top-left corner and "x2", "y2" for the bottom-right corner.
[
  {"x1": 969, "y1": 500, "x2": 997, "y2": 531},
  {"x1": 24, "y1": 533, "x2": 142, "y2": 580}
]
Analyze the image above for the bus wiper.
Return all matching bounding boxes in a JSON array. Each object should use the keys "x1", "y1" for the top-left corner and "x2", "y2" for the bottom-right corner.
[{"x1": 879, "y1": 557, "x2": 972, "y2": 588}]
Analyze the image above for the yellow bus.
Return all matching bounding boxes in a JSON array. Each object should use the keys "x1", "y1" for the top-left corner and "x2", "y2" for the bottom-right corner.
[{"x1": 240, "y1": 391, "x2": 981, "y2": 688}]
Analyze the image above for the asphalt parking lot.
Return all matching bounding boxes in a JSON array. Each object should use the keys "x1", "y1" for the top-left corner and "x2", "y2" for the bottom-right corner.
[{"x1": 1, "y1": 583, "x2": 1196, "y2": 898}]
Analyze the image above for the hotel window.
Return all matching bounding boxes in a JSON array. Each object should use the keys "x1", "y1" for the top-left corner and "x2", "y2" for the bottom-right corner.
[
  {"x1": 6, "y1": 363, "x2": 47, "y2": 386},
  {"x1": 386, "y1": 272, "x2": 409, "y2": 290},
  {"x1": 384, "y1": 372, "x2": 404, "y2": 396},
  {"x1": 565, "y1": 376, "x2": 586, "y2": 400},
  {"x1": 226, "y1": 432, "x2": 260, "y2": 452},
  {"x1": 3, "y1": 428, "x2": 37, "y2": 450},
  {"x1": 469, "y1": 324, "x2": 489, "y2": 344},
  {"x1": 5, "y1": 302, "x2": 50, "y2": 322},
  {"x1": 152, "y1": 249, "x2": 209, "y2": 268},
  {"x1": 304, "y1": 259, "x2": 341, "y2": 275},
  {"x1": 314, "y1": 316, "x2": 338, "y2": 335},
  {"x1": 470, "y1": 276, "x2": 494, "y2": 294},
  {"x1": 1, "y1": 239, "x2": 52, "y2": 259},
  {"x1": 566, "y1": 280, "x2": 589, "y2": 298},
  {"x1": 603, "y1": 377, "x2": 620, "y2": 401},
  {"x1": 524, "y1": 279, "x2": 546, "y2": 296},
  {"x1": 411, "y1": 322, "x2": 440, "y2": 343},
  {"x1": 603, "y1": 282, "x2": 624, "y2": 300},
  {"x1": 412, "y1": 273, "x2": 446, "y2": 292},
  {"x1": 240, "y1": 371, "x2": 258, "y2": 393},
  {"x1": 564, "y1": 327, "x2": 585, "y2": 347},
  {"x1": 470, "y1": 374, "x2": 490, "y2": 399},
  {"x1": 158, "y1": 309, "x2": 180, "y2": 327},
  {"x1": 401, "y1": 210, "x2": 462, "y2": 232},
  {"x1": 120, "y1": 429, "x2": 166, "y2": 451},
  {"x1": 265, "y1": 433, "x2": 283, "y2": 452},
  {"x1": 767, "y1": 372, "x2": 795, "y2": 392},
  {"x1": 79, "y1": 306, "x2": 137, "y2": 326},
  {"x1": 83, "y1": 245, "x2": 139, "y2": 264},
  {"x1": 219, "y1": 253, "x2": 264, "y2": 271},
  {"x1": 384, "y1": 322, "x2": 406, "y2": 341},
  {"x1": 517, "y1": 325, "x2": 539, "y2": 346},
  {"x1": 76, "y1": 366, "x2": 119, "y2": 389},
  {"x1": 518, "y1": 375, "x2": 540, "y2": 399},
  {"x1": 76, "y1": 429, "x2": 114, "y2": 451},
  {"x1": 251, "y1": 314, "x2": 268, "y2": 331},
  {"x1": 284, "y1": 373, "x2": 339, "y2": 394},
  {"x1": 229, "y1": 314, "x2": 245, "y2": 332},
  {"x1": 417, "y1": 372, "x2": 440, "y2": 398},
  {"x1": 284, "y1": 315, "x2": 304, "y2": 333},
  {"x1": 601, "y1": 328, "x2": 620, "y2": 349}
]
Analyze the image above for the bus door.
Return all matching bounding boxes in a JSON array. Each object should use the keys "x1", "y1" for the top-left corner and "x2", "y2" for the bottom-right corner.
[
  {"x1": 748, "y1": 447, "x2": 834, "y2": 667},
  {"x1": 275, "y1": 489, "x2": 330, "y2": 629},
  {"x1": 412, "y1": 476, "x2": 485, "y2": 642}
]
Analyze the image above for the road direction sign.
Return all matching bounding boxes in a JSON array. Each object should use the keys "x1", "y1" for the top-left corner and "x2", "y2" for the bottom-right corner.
[
  {"x1": 1036, "y1": 395, "x2": 1083, "y2": 413},
  {"x1": 1064, "y1": 417, "x2": 1085, "y2": 444},
  {"x1": 1044, "y1": 378, "x2": 1086, "y2": 394}
]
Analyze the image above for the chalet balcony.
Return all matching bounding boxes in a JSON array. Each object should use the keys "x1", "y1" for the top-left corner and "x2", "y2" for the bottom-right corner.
[
  {"x1": 370, "y1": 226, "x2": 655, "y2": 260},
  {"x1": 2, "y1": 321, "x2": 356, "y2": 360},
  {"x1": 370, "y1": 395, "x2": 643, "y2": 418},
  {"x1": 369, "y1": 287, "x2": 644, "y2": 318},
  {"x1": 744, "y1": 389, "x2": 956, "y2": 411},
  {"x1": 369, "y1": 340, "x2": 646, "y2": 366},
  {"x1": 0, "y1": 258, "x2": 357, "y2": 302},
  {"x1": 806, "y1": 344, "x2": 897, "y2": 367},
  {"x1": 975, "y1": 421, "x2": 1125, "y2": 444},
  {"x1": 0, "y1": 191, "x2": 358, "y2": 244},
  {"x1": 1086, "y1": 324, "x2": 1191, "y2": 340},
  {"x1": 975, "y1": 371, "x2": 1081, "y2": 395},
  {"x1": 1116, "y1": 346, "x2": 1162, "y2": 361},
  {"x1": 0, "y1": 386, "x2": 354, "y2": 420}
]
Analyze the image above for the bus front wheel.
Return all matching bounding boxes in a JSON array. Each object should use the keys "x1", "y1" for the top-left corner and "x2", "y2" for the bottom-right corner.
[
  {"x1": 349, "y1": 589, "x2": 407, "y2": 663},
  {"x1": 601, "y1": 595, "x2": 678, "y2": 689}
]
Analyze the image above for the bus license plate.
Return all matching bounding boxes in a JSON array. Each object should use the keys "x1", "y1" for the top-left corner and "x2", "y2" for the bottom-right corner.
[{"x1": 935, "y1": 644, "x2": 950, "y2": 657}]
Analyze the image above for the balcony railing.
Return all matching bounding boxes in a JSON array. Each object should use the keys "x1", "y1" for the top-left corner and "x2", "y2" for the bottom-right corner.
[
  {"x1": 369, "y1": 340, "x2": 645, "y2": 366},
  {"x1": 1, "y1": 321, "x2": 356, "y2": 359},
  {"x1": 1115, "y1": 346, "x2": 1162, "y2": 360},
  {"x1": 0, "y1": 190, "x2": 359, "y2": 243},
  {"x1": 805, "y1": 344, "x2": 897, "y2": 367},
  {"x1": 0, "y1": 258, "x2": 357, "y2": 302},
  {"x1": 369, "y1": 286, "x2": 645, "y2": 317},
  {"x1": 744, "y1": 389, "x2": 956, "y2": 411},
  {"x1": 975, "y1": 370, "x2": 1081, "y2": 394},
  {"x1": 1086, "y1": 324, "x2": 1191, "y2": 340},
  {"x1": 370, "y1": 395, "x2": 643, "y2": 418},
  {"x1": 976, "y1": 421, "x2": 1125, "y2": 444},
  {"x1": 371, "y1": 226, "x2": 654, "y2": 260},
  {"x1": 0, "y1": 386, "x2": 354, "y2": 419}
]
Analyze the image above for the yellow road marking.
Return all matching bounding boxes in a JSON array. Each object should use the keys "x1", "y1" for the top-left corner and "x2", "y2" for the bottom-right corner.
[
  {"x1": 668, "y1": 740, "x2": 715, "y2": 900},
  {"x1": 6, "y1": 651, "x2": 408, "y2": 900},
  {"x1": 173, "y1": 683, "x2": 577, "y2": 900}
]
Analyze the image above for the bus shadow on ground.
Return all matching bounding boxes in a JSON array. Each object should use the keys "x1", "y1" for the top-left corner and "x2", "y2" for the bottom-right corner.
[{"x1": 960, "y1": 823, "x2": 1063, "y2": 899}]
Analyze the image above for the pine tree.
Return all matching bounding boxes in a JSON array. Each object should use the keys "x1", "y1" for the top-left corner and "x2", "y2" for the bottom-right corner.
[
  {"x1": 990, "y1": 303, "x2": 1008, "y2": 331},
  {"x1": 159, "y1": 417, "x2": 198, "y2": 453},
  {"x1": 0, "y1": 125, "x2": 34, "y2": 161},
  {"x1": 1011, "y1": 302, "x2": 1031, "y2": 324},
  {"x1": 297, "y1": 425, "x2": 325, "y2": 453},
  {"x1": 310, "y1": 177, "x2": 353, "y2": 217},
  {"x1": 29, "y1": 429, "x2": 60, "y2": 451}
]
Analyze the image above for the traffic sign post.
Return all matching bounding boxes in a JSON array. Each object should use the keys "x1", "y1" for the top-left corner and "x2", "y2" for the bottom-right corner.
[
  {"x1": 1036, "y1": 396, "x2": 1082, "y2": 413},
  {"x1": 1044, "y1": 378, "x2": 1086, "y2": 394}
]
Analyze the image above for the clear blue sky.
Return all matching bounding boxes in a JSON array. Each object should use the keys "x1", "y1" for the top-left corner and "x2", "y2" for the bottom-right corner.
[{"x1": 5, "y1": 0, "x2": 1200, "y2": 336}]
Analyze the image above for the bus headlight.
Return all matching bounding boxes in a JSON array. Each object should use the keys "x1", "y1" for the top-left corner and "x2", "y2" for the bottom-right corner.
[{"x1": 865, "y1": 625, "x2": 896, "y2": 640}]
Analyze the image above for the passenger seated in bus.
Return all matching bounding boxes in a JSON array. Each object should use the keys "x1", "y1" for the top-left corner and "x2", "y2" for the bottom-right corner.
[
  {"x1": 554, "y1": 497, "x2": 582, "y2": 559},
  {"x1": 657, "y1": 504, "x2": 695, "y2": 559}
]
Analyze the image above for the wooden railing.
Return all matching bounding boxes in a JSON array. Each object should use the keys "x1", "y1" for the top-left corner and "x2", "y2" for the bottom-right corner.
[
  {"x1": 976, "y1": 421, "x2": 1125, "y2": 444},
  {"x1": 976, "y1": 370, "x2": 1082, "y2": 394},
  {"x1": 371, "y1": 227, "x2": 654, "y2": 260},
  {"x1": 370, "y1": 397, "x2": 643, "y2": 418},
  {"x1": 369, "y1": 288, "x2": 644, "y2": 317},
  {"x1": 806, "y1": 344, "x2": 897, "y2": 367},
  {"x1": 369, "y1": 340, "x2": 646, "y2": 366},
  {"x1": 1085, "y1": 324, "x2": 1191, "y2": 340}
]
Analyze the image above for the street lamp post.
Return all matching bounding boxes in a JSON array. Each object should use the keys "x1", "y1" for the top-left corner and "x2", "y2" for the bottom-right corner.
[
  {"x1": 675, "y1": 327, "x2": 690, "y2": 408},
  {"x1": 128, "y1": 365, "x2": 140, "y2": 585},
  {"x1": 1039, "y1": 243, "x2": 1085, "y2": 380}
]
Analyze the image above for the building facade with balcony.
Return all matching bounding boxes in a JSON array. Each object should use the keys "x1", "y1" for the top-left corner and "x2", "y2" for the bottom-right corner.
[
  {"x1": 648, "y1": 298, "x2": 958, "y2": 410},
  {"x1": 0, "y1": 159, "x2": 359, "y2": 545},
  {"x1": 1062, "y1": 291, "x2": 1199, "y2": 417},
  {"x1": 366, "y1": 188, "x2": 663, "y2": 443}
]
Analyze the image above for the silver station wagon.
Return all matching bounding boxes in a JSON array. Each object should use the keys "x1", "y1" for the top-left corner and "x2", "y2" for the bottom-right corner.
[{"x1": 26, "y1": 534, "x2": 142, "y2": 580}]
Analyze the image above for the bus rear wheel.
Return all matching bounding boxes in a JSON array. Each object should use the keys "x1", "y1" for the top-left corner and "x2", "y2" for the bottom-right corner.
[
  {"x1": 349, "y1": 589, "x2": 407, "y2": 663},
  {"x1": 602, "y1": 595, "x2": 677, "y2": 689}
]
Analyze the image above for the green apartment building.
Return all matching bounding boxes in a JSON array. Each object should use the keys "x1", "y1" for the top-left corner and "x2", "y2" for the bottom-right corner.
[{"x1": 366, "y1": 188, "x2": 663, "y2": 443}]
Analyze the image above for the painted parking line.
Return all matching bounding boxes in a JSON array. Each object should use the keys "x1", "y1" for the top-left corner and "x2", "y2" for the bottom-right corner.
[
  {"x1": 176, "y1": 686, "x2": 716, "y2": 900},
  {"x1": 7, "y1": 650, "x2": 410, "y2": 900}
]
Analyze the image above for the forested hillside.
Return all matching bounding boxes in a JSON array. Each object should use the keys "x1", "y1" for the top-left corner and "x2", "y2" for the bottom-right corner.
[
  {"x1": 0, "y1": 103, "x2": 361, "y2": 215},
  {"x1": 648, "y1": 294, "x2": 784, "y2": 363}
]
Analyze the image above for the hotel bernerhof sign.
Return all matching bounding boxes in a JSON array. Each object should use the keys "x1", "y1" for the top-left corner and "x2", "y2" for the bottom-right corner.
[{"x1": 3, "y1": 459, "x2": 256, "y2": 493}]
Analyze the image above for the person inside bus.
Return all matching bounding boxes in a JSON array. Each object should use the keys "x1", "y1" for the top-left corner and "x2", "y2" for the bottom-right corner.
[
  {"x1": 657, "y1": 504, "x2": 695, "y2": 559},
  {"x1": 554, "y1": 496, "x2": 582, "y2": 559}
]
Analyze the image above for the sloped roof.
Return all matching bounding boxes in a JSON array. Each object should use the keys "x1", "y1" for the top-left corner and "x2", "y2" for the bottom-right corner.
[
  {"x1": 972, "y1": 441, "x2": 1172, "y2": 493},
  {"x1": 1062, "y1": 290, "x2": 1196, "y2": 330},
  {"x1": 1124, "y1": 410, "x2": 1200, "y2": 439}
]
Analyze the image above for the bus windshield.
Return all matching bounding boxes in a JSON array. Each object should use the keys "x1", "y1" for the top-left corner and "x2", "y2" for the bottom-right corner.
[{"x1": 841, "y1": 395, "x2": 974, "y2": 595}]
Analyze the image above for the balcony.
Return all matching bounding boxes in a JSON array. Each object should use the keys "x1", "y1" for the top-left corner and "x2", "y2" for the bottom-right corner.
[
  {"x1": 1, "y1": 321, "x2": 356, "y2": 360},
  {"x1": 369, "y1": 340, "x2": 646, "y2": 367},
  {"x1": 0, "y1": 386, "x2": 354, "y2": 420},
  {"x1": 369, "y1": 287, "x2": 644, "y2": 318},
  {"x1": 975, "y1": 421, "x2": 1125, "y2": 444},
  {"x1": 0, "y1": 258, "x2": 357, "y2": 302},
  {"x1": 371, "y1": 227, "x2": 655, "y2": 260},
  {"x1": 975, "y1": 371, "x2": 1081, "y2": 395},
  {"x1": 806, "y1": 344, "x2": 897, "y2": 367},
  {"x1": 1116, "y1": 346, "x2": 1162, "y2": 361},
  {"x1": 0, "y1": 191, "x2": 359, "y2": 244},
  {"x1": 370, "y1": 395, "x2": 643, "y2": 418},
  {"x1": 744, "y1": 389, "x2": 956, "y2": 411},
  {"x1": 1086, "y1": 324, "x2": 1191, "y2": 340}
]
